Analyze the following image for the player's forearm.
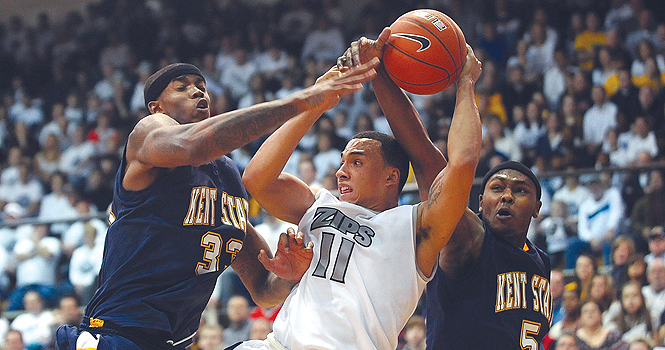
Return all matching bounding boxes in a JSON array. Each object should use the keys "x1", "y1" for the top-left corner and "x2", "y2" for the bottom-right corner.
[
  {"x1": 447, "y1": 77, "x2": 481, "y2": 173},
  {"x1": 243, "y1": 108, "x2": 321, "y2": 192},
  {"x1": 373, "y1": 67, "x2": 446, "y2": 196}
]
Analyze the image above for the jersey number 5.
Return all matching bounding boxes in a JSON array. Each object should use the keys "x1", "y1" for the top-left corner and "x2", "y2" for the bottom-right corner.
[
  {"x1": 196, "y1": 232, "x2": 243, "y2": 275},
  {"x1": 312, "y1": 232, "x2": 354, "y2": 283},
  {"x1": 520, "y1": 320, "x2": 541, "y2": 350}
]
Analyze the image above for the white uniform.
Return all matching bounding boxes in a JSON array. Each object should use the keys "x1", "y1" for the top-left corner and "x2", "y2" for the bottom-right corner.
[{"x1": 272, "y1": 189, "x2": 430, "y2": 350}]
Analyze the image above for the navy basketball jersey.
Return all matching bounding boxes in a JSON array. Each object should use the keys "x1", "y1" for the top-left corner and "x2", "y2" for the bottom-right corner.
[
  {"x1": 85, "y1": 151, "x2": 248, "y2": 348},
  {"x1": 426, "y1": 220, "x2": 551, "y2": 350}
]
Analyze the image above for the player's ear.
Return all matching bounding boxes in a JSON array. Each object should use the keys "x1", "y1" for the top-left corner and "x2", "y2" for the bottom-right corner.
[
  {"x1": 148, "y1": 100, "x2": 162, "y2": 114},
  {"x1": 478, "y1": 194, "x2": 484, "y2": 213},
  {"x1": 386, "y1": 167, "x2": 399, "y2": 186},
  {"x1": 532, "y1": 200, "x2": 542, "y2": 219}
]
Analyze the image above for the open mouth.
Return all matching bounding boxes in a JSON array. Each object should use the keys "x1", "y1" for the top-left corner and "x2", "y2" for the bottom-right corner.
[
  {"x1": 339, "y1": 186, "x2": 352, "y2": 195},
  {"x1": 196, "y1": 99, "x2": 209, "y2": 109},
  {"x1": 496, "y1": 207, "x2": 513, "y2": 218}
]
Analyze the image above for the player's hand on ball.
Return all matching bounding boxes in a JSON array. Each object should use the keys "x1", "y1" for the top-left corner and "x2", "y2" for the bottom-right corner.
[
  {"x1": 338, "y1": 27, "x2": 391, "y2": 69},
  {"x1": 258, "y1": 227, "x2": 314, "y2": 283},
  {"x1": 458, "y1": 44, "x2": 482, "y2": 84}
]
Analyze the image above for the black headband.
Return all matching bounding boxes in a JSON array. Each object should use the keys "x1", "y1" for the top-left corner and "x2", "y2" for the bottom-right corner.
[
  {"x1": 481, "y1": 161, "x2": 542, "y2": 200},
  {"x1": 144, "y1": 63, "x2": 205, "y2": 109}
]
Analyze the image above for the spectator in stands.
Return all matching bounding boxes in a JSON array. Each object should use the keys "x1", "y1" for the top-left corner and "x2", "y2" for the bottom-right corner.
[
  {"x1": 574, "y1": 11, "x2": 607, "y2": 71},
  {"x1": 223, "y1": 295, "x2": 253, "y2": 345},
  {"x1": 552, "y1": 270, "x2": 567, "y2": 325},
  {"x1": 524, "y1": 21, "x2": 556, "y2": 82},
  {"x1": 38, "y1": 103, "x2": 71, "y2": 149},
  {"x1": 399, "y1": 315, "x2": 426, "y2": 350},
  {"x1": 576, "y1": 300, "x2": 628, "y2": 350},
  {"x1": 626, "y1": 10, "x2": 657, "y2": 60},
  {"x1": 484, "y1": 113, "x2": 522, "y2": 162},
  {"x1": 60, "y1": 198, "x2": 105, "y2": 256},
  {"x1": 553, "y1": 171, "x2": 593, "y2": 219},
  {"x1": 544, "y1": 46, "x2": 571, "y2": 110},
  {"x1": 611, "y1": 236, "x2": 639, "y2": 294},
  {"x1": 197, "y1": 324, "x2": 225, "y2": 350},
  {"x1": 4, "y1": 330, "x2": 24, "y2": 350},
  {"x1": 645, "y1": 227, "x2": 665, "y2": 267},
  {"x1": 37, "y1": 171, "x2": 77, "y2": 236},
  {"x1": 7, "y1": 224, "x2": 60, "y2": 311},
  {"x1": 9, "y1": 93, "x2": 44, "y2": 129},
  {"x1": 86, "y1": 112, "x2": 120, "y2": 156},
  {"x1": 592, "y1": 46, "x2": 619, "y2": 94},
  {"x1": 10, "y1": 290, "x2": 54, "y2": 348},
  {"x1": 573, "y1": 254, "x2": 598, "y2": 301},
  {"x1": 555, "y1": 332, "x2": 582, "y2": 350},
  {"x1": 51, "y1": 295, "x2": 83, "y2": 328},
  {"x1": 574, "y1": 173, "x2": 625, "y2": 267},
  {"x1": 607, "y1": 281, "x2": 653, "y2": 343},
  {"x1": 630, "y1": 171, "x2": 665, "y2": 248},
  {"x1": 535, "y1": 112, "x2": 565, "y2": 162},
  {"x1": 538, "y1": 200, "x2": 573, "y2": 268},
  {"x1": 626, "y1": 117, "x2": 659, "y2": 163},
  {"x1": 501, "y1": 64, "x2": 539, "y2": 124},
  {"x1": 0, "y1": 160, "x2": 43, "y2": 218},
  {"x1": 312, "y1": 131, "x2": 342, "y2": 183},
  {"x1": 220, "y1": 47, "x2": 257, "y2": 102},
  {"x1": 34, "y1": 132, "x2": 62, "y2": 184},
  {"x1": 634, "y1": 85, "x2": 664, "y2": 132},
  {"x1": 59, "y1": 124, "x2": 96, "y2": 185},
  {"x1": 589, "y1": 274, "x2": 620, "y2": 324},
  {"x1": 249, "y1": 318, "x2": 272, "y2": 341},
  {"x1": 68, "y1": 223, "x2": 104, "y2": 305},
  {"x1": 548, "y1": 286, "x2": 583, "y2": 342},
  {"x1": 642, "y1": 258, "x2": 665, "y2": 331},
  {"x1": 514, "y1": 100, "x2": 546, "y2": 163},
  {"x1": 583, "y1": 85, "x2": 619, "y2": 159},
  {"x1": 610, "y1": 68, "x2": 640, "y2": 131},
  {"x1": 300, "y1": 13, "x2": 345, "y2": 64}
]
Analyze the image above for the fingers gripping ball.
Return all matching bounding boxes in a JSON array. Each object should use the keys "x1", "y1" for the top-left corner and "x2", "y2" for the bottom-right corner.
[{"x1": 383, "y1": 9, "x2": 467, "y2": 95}]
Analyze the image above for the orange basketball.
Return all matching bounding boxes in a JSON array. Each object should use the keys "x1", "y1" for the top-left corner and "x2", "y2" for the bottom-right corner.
[{"x1": 383, "y1": 9, "x2": 467, "y2": 95}]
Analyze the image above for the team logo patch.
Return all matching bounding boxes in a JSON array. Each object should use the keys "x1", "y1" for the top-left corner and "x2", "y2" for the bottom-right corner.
[{"x1": 392, "y1": 33, "x2": 431, "y2": 52}]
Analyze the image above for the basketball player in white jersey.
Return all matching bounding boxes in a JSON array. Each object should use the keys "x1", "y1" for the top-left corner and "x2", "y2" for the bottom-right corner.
[{"x1": 235, "y1": 30, "x2": 482, "y2": 350}]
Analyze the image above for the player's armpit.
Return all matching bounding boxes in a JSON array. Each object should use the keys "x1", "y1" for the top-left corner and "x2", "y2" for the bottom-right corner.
[{"x1": 438, "y1": 208, "x2": 484, "y2": 278}]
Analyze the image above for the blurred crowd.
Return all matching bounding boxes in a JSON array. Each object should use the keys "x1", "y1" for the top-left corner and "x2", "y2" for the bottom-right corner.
[{"x1": 0, "y1": 0, "x2": 665, "y2": 349}]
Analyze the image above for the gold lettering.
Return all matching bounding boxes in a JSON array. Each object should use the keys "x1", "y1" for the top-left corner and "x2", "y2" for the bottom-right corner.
[
  {"x1": 520, "y1": 272, "x2": 527, "y2": 309},
  {"x1": 496, "y1": 274, "x2": 505, "y2": 312},
  {"x1": 506, "y1": 273, "x2": 514, "y2": 309},
  {"x1": 235, "y1": 197, "x2": 248, "y2": 232},
  {"x1": 532, "y1": 275, "x2": 540, "y2": 312},
  {"x1": 220, "y1": 192, "x2": 232, "y2": 226},
  {"x1": 184, "y1": 188, "x2": 202, "y2": 225}
]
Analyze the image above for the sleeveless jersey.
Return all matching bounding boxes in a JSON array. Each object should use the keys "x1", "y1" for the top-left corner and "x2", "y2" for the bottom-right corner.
[
  {"x1": 425, "y1": 219, "x2": 552, "y2": 350},
  {"x1": 85, "y1": 151, "x2": 248, "y2": 349},
  {"x1": 273, "y1": 189, "x2": 429, "y2": 350}
]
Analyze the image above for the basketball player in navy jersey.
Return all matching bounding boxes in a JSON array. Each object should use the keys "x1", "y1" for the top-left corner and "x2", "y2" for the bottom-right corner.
[
  {"x1": 233, "y1": 29, "x2": 482, "y2": 349},
  {"x1": 54, "y1": 60, "x2": 379, "y2": 350},
  {"x1": 341, "y1": 28, "x2": 550, "y2": 350}
]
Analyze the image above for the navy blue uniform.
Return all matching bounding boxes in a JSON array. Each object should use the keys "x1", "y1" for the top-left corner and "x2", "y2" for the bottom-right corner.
[
  {"x1": 78, "y1": 152, "x2": 248, "y2": 349},
  {"x1": 426, "y1": 221, "x2": 552, "y2": 350}
]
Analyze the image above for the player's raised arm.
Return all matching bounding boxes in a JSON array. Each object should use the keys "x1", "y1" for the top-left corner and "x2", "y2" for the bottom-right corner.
[
  {"x1": 415, "y1": 46, "x2": 482, "y2": 276},
  {"x1": 124, "y1": 60, "x2": 378, "y2": 190},
  {"x1": 242, "y1": 59, "x2": 379, "y2": 225}
]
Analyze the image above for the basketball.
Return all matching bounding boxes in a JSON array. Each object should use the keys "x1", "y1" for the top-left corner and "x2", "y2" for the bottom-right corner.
[{"x1": 383, "y1": 9, "x2": 467, "y2": 95}]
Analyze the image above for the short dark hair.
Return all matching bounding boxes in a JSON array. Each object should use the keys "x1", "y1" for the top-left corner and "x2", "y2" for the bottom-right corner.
[{"x1": 352, "y1": 131, "x2": 410, "y2": 193}]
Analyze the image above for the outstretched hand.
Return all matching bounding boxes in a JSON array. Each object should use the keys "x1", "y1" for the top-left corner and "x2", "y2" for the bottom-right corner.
[
  {"x1": 337, "y1": 27, "x2": 391, "y2": 69},
  {"x1": 458, "y1": 44, "x2": 482, "y2": 84},
  {"x1": 258, "y1": 227, "x2": 314, "y2": 284}
]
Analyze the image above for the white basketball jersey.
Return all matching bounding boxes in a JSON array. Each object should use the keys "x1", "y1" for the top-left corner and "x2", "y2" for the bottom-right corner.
[{"x1": 273, "y1": 189, "x2": 430, "y2": 350}]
